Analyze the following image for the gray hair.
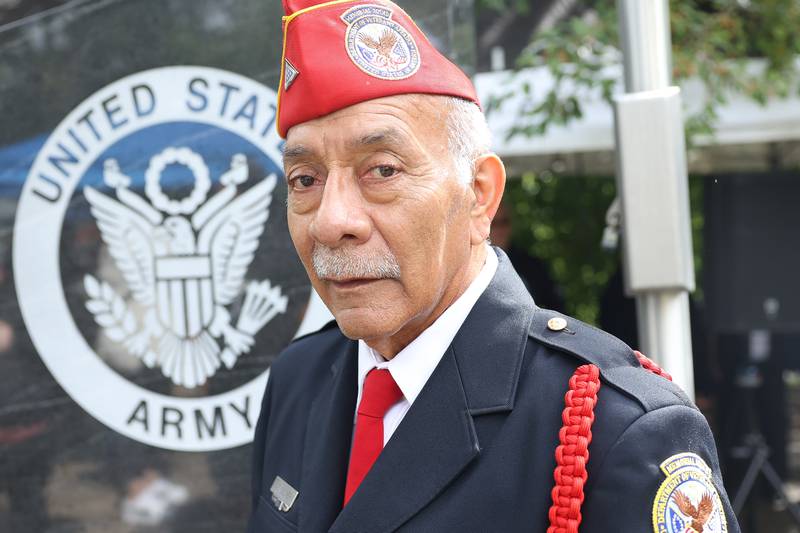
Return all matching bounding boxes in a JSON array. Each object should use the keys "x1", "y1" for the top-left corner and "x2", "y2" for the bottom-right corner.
[{"x1": 442, "y1": 96, "x2": 492, "y2": 185}]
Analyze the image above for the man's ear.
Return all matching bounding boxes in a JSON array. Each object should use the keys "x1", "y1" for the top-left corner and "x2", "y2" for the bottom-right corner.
[{"x1": 469, "y1": 153, "x2": 506, "y2": 245}]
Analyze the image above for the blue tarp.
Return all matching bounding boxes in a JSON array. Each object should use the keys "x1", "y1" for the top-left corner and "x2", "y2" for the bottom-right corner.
[{"x1": 0, "y1": 134, "x2": 47, "y2": 197}]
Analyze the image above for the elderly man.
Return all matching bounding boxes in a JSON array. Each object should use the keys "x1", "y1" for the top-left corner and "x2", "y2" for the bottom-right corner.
[{"x1": 248, "y1": 1, "x2": 739, "y2": 532}]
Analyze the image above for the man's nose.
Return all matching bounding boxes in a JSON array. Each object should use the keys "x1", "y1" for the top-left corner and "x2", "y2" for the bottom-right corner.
[{"x1": 309, "y1": 171, "x2": 371, "y2": 247}]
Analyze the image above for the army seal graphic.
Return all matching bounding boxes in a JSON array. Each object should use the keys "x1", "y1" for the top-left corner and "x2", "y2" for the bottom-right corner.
[
  {"x1": 653, "y1": 453, "x2": 728, "y2": 533},
  {"x1": 342, "y1": 4, "x2": 421, "y2": 80},
  {"x1": 13, "y1": 66, "x2": 331, "y2": 451},
  {"x1": 83, "y1": 150, "x2": 282, "y2": 389}
]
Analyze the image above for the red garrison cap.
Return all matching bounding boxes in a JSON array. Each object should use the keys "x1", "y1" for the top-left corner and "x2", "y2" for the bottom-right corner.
[{"x1": 277, "y1": 0, "x2": 480, "y2": 138}]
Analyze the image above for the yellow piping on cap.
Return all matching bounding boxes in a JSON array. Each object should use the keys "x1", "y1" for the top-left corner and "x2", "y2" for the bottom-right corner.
[{"x1": 276, "y1": 0, "x2": 362, "y2": 137}]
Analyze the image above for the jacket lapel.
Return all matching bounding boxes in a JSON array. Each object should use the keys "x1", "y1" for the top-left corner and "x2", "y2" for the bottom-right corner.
[
  {"x1": 330, "y1": 346, "x2": 479, "y2": 533},
  {"x1": 452, "y1": 247, "x2": 535, "y2": 417},
  {"x1": 298, "y1": 338, "x2": 358, "y2": 532},
  {"x1": 330, "y1": 248, "x2": 534, "y2": 532}
]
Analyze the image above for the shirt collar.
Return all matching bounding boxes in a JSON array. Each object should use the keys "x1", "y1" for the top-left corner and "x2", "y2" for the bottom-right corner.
[{"x1": 356, "y1": 245, "x2": 499, "y2": 408}]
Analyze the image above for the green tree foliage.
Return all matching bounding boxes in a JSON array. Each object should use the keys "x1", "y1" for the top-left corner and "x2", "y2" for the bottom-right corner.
[
  {"x1": 486, "y1": 0, "x2": 800, "y2": 140},
  {"x1": 504, "y1": 172, "x2": 705, "y2": 324},
  {"x1": 504, "y1": 172, "x2": 617, "y2": 323},
  {"x1": 483, "y1": 1, "x2": 798, "y2": 322}
]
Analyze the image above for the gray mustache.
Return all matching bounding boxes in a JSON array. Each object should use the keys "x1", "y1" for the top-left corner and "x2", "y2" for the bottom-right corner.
[{"x1": 312, "y1": 245, "x2": 401, "y2": 280}]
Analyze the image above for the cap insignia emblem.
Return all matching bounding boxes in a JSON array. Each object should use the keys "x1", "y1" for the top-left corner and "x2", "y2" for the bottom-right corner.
[
  {"x1": 341, "y1": 4, "x2": 421, "y2": 81},
  {"x1": 284, "y1": 58, "x2": 299, "y2": 91}
]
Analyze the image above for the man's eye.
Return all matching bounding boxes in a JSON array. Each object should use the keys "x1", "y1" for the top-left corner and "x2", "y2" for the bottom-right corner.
[
  {"x1": 372, "y1": 165, "x2": 398, "y2": 179},
  {"x1": 291, "y1": 174, "x2": 316, "y2": 189}
]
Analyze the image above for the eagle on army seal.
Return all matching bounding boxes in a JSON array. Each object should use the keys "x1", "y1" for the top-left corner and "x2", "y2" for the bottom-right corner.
[{"x1": 83, "y1": 146, "x2": 288, "y2": 389}]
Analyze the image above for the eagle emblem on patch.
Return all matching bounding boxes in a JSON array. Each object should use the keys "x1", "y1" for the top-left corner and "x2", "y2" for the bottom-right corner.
[
  {"x1": 652, "y1": 453, "x2": 728, "y2": 533},
  {"x1": 341, "y1": 4, "x2": 420, "y2": 81}
]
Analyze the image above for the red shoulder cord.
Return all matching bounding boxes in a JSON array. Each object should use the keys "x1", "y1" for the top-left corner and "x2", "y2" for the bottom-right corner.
[
  {"x1": 546, "y1": 352, "x2": 672, "y2": 533},
  {"x1": 547, "y1": 364, "x2": 601, "y2": 533},
  {"x1": 633, "y1": 350, "x2": 673, "y2": 381}
]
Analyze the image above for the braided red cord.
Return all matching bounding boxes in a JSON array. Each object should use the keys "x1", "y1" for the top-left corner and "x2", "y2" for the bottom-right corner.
[
  {"x1": 547, "y1": 364, "x2": 601, "y2": 533},
  {"x1": 634, "y1": 350, "x2": 672, "y2": 381}
]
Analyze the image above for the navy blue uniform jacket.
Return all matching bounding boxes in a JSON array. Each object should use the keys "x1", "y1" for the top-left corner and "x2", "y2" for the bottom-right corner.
[{"x1": 248, "y1": 248, "x2": 739, "y2": 532}]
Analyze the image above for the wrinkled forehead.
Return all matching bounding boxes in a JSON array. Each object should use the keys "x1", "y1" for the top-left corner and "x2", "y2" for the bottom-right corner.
[{"x1": 283, "y1": 94, "x2": 450, "y2": 163}]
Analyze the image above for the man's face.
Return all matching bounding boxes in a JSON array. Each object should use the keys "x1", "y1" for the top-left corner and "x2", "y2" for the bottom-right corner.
[{"x1": 283, "y1": 95, "x2": 477, "y2": 352}]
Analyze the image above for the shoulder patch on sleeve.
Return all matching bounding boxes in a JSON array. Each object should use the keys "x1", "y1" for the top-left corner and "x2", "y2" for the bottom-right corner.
[{"x1": 652, "y1": 453, "x2": 728, "y2": 533}]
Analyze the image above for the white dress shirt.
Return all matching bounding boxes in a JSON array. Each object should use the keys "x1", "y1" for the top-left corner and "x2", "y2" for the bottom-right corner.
[{"x1": 355, "y1": 245, "x2": 499, "y2": 445}]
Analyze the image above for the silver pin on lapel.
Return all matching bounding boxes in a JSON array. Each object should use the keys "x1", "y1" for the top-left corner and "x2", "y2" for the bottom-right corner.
[{"x1": 270, "y1": 476, "x2": 299, "y2": 512}]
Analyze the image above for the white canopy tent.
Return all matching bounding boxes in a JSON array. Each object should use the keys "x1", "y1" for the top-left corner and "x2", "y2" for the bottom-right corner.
[{"x1": 475, "y1": 60, "x2": 800, "y2": 171}]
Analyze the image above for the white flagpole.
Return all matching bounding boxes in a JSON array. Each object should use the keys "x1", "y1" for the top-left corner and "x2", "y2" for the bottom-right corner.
[{"x1": 614, "y1": 0, "x2": 696, "y2": 400}]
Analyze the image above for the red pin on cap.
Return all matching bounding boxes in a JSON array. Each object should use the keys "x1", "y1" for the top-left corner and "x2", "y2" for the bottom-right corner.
[{"x1": 277, "y1": 0, "x2": 480, "y2": 138}]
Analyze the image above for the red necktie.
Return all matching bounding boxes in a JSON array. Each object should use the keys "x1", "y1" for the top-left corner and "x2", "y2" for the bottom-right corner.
[{"x1": 343, "y1": 368, "x2": 403, "y2": 506}]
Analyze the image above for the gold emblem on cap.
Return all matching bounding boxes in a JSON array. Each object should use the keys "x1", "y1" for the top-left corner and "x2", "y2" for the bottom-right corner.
[{"x1": 547, "y1": 317, "x2": 568, "y2": 332}]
